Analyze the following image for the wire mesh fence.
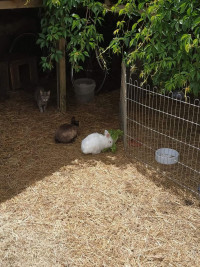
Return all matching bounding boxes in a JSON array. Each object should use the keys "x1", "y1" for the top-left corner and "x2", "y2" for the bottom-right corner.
[{"x1": 120, "y1": 64, "x2": 200, "y2": 196}]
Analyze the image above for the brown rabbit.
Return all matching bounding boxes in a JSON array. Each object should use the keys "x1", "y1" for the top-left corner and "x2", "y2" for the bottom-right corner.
[{"x1": 55, "y1": 117, "x2": 79, "y2": 143}]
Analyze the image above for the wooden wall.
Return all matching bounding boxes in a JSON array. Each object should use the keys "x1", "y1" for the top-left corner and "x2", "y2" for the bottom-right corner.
[{"x1": 0, "y1": 0, "x2": 42, "y2": 10}]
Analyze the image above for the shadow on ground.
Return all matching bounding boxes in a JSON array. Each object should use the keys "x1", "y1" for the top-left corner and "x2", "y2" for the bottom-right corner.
[{"x1": 0, "y1": 88, "x2": 196, "y2": 204}]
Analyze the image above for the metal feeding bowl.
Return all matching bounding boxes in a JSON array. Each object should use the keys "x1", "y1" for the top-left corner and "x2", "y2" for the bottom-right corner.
[{"x1": 155, "y1": 148, "x2": 179, "y2": 165}]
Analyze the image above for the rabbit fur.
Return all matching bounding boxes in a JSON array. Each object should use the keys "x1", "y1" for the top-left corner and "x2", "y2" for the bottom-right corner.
[
  {"x1": 55, "y1": 117, "x2": 79, "y2": 143},
  {"x1": 81, "y1": 130, "x2": 113, "y2": 154}
]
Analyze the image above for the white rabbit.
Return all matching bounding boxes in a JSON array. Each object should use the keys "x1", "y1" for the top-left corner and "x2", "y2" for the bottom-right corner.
[{"x1": 81, "y1": 130, "x2": 113, "y2": 154}]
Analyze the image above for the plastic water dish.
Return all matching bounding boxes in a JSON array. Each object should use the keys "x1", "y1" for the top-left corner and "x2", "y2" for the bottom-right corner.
[{"x1": 155, "y1": 148, "x2": 179, "y2": 165}]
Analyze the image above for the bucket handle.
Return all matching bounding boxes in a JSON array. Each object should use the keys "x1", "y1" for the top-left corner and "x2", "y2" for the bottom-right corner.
[{"x1": 71, "y1": 48, "x2": 108, "y2": 94}]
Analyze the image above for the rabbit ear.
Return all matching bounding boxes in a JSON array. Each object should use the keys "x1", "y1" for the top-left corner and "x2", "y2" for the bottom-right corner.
[{"x1": 104, "y1": 130, "x2": 110, "y2": 138}]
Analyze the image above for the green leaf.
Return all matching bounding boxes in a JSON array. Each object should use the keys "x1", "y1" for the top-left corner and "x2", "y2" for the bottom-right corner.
[
  {"x1": 193, "y1": 17, "x2": 200, "y2": 28},
  {"x1": 102, "y1": 129, "x2": 123, "y2": 153},
  {"x1": 180, "y1": 2, "x2": 187, "y2": 14},
  {"x1": 190, "y1": 82, "x2": 200, "y2": 96},
  {"x1": 131, "y1": 23, "x2": 138, "y2": 31}
]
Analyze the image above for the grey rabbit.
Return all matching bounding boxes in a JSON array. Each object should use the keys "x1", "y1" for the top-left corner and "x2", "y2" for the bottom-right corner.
[
  {"x1": 55, "y1": 117, "x2": 79, "y2": 143},
  {"x1": 35, "y1": 86, "x2": 50, "y2": 112}
]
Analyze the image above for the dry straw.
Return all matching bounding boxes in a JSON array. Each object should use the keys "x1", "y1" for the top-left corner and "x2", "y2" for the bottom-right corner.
[{"x1": 0, "y1": 89, "x2": 200, "y2": 267}]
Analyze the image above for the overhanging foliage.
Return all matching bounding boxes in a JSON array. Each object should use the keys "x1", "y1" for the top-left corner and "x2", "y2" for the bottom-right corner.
[
  {"x1": 37, "y1": 0, "x2": 200, "y2": 95},
  {"x1": 37, "y1": 0, "x2": 105, "y2": 72},
  {"x1": 110, "y1": 0, "x2": 200, "y2": 95}
]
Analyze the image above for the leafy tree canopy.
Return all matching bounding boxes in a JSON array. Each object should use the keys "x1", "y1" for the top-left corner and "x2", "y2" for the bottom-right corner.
[
  {"x1": 37, "y1": 0, "x2": 200, "y2": 95},
  {"x1": 110, "y1": 0, "x2": 200, "y2": 95},
  {"x1": 37, "y1": 0, "x2": 105, "y2": 72}
]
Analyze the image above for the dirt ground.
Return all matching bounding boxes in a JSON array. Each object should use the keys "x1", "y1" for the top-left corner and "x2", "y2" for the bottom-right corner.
[{"x1": 0, "y1": 89, "x2": 200, "y2": 267}]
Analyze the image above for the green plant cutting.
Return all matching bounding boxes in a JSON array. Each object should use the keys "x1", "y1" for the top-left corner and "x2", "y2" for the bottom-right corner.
[{"x1": 103, "y1": 129, "x2": 123, "y2": 153}]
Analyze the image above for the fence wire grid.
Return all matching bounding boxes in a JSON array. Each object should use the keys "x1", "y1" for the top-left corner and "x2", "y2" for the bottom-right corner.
[{"x1": 120, "y1": 64, "x2": 200, "y2": 196}]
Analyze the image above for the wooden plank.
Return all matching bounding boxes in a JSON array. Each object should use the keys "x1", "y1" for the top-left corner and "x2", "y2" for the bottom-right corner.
[
  {"x1": 0, "y1": 61, "x2": 10, "y2": 98},
  {"x1": 57, "y1": 38, "x2": 66, "y2": 113},
  {"x1": 104, "y1": 0, "x2": 111, "y2": 5},
  {"x1": 0, "y1": 0, "x2": 43, "y2": 9}
]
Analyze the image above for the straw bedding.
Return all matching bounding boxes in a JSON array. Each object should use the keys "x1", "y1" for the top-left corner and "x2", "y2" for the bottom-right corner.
[
  {"x1": 125, "y1": 92, "x2": 200, "y2": 193},
  {"x1": 0, "y1": 89, "x2": 200, "y2": 267}
]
